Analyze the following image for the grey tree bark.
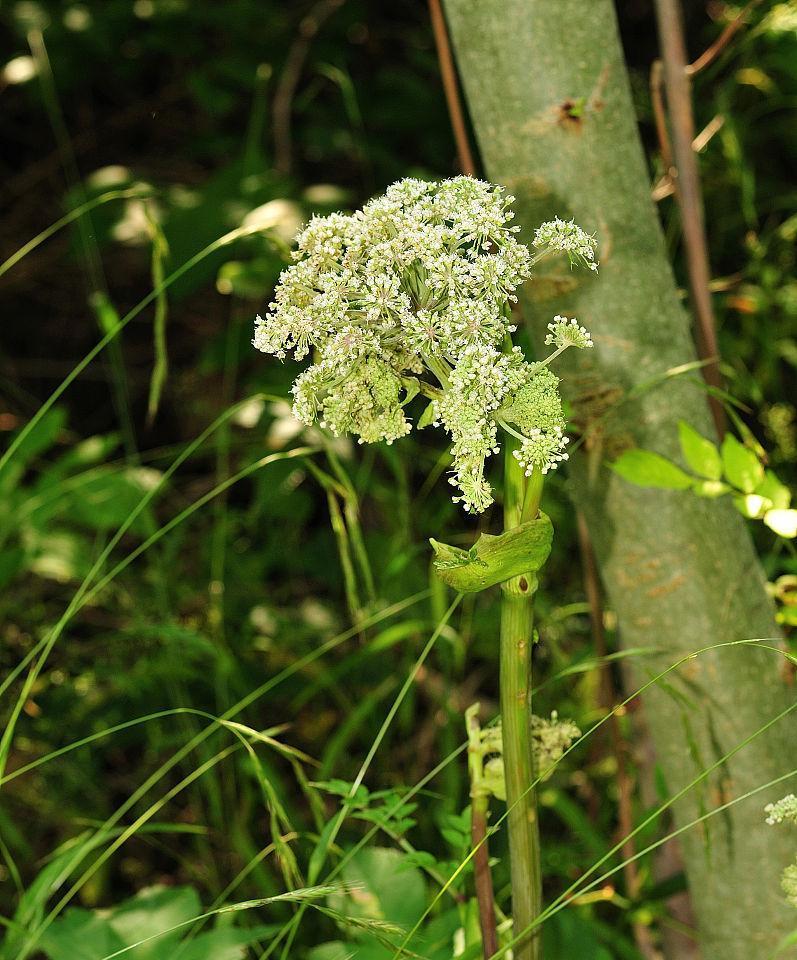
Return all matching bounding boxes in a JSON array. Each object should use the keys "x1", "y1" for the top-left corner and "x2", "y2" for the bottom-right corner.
[{"x1": 442, "y1": 2, "x2": 797, "y2": 958}]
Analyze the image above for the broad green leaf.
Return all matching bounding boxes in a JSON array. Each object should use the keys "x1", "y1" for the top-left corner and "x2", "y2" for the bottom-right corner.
[
  {"x1": 721, "y1": 434, "x2": 764, "y2": 493},
  {"x1": 678, "y1": 421, "x2": 721, "y2": 479},
  {"x1": 327, "y1": 848, "x2": 427, "y2": 957},
  {"x1": 172, "y1": 926, "x2": 278, "y2": 960},
  {"x1": 66, "y1": 467, "x2": 163, "y2": 535},
  {"x1": 763, "y1": 509, "x2": 797, "y2": 539},
  {"x1": 41, "y1": 887, "x2": 275, "y2": 960},
  {"x1": 34, "y1": 434, "x2": 122, "y2": 492},
  {"x1": 756, "y1": 470, "x2": 791, "y2": 510},
  {"x1": 430, "y1": 513, "x2": 553, "y2": 592},
  {"x1": 0, "y1": 406, "x2": 67, "y2": 493},
  {"x1": 418, "y1": 908, "x2": 465, "y2": 960},
  {"x1": 610, "y1": 449, "x2": 693, "y2": 490},
  {"x1": 40, "y1": 910, "x2": 126, "y2": 960},
  {"x1": 107, "y1": 885, "x2": 200, "y2": 959},
  {"x1": 307, "y1": 944, "x2": 354, "y2": 960},
  {"x1": 28, "y1": 530, "x2": 93, "y2": 583}
]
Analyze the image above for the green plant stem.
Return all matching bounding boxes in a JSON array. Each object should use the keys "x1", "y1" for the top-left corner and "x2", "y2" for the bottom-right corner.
[{"x1": 500, "y1": 443, "x2": 542, "y2": 960}]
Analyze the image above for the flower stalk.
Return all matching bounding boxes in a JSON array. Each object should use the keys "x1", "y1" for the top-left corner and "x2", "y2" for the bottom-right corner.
[{"x1": 500, "y1": 440, "x2": 543, "y2": 960}]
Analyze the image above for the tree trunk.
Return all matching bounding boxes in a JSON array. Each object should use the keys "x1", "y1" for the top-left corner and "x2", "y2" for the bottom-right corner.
[{"x1": 442, "y1": 2, "x2": 797, "y2": 958}]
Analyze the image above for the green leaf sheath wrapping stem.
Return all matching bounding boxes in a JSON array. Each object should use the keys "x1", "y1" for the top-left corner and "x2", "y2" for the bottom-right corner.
[{"x1": 430, "y1": 514, "x2": 553, "y2": 593}]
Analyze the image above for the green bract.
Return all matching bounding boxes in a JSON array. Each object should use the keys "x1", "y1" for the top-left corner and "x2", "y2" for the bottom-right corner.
[
  {"x1": 429, "y1": 512, "x2": 553, "y2": 592},
  {"x1": 254, "y1": 177, "x2": 595, "y2": 513}
]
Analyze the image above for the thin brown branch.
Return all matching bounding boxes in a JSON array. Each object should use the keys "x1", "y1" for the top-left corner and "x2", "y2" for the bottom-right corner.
[
  {"x1": 653, "y1": 0, "x2": 725, "y2": 437},
  {"x1": 428, "y1": 0, "x2": 477, "y2": 176},
  {"x1": 650, "y1": 60, "x2": 674, "y2": 177},
  {"x1": 687, "y1": 0, "x2": 763, "y2": 76},
  {"x1": 651, "y1": 113, "x2": 724, "y2": 201},
  {"x1": 471, "y1": 797, "x2": 499, "y2": 958},
  {"x1": 691, "y1": 113, "x2": 724, "y2": 153},
  {"x1": 467, "y1": 707, "x2": 499, "y2": 959}
]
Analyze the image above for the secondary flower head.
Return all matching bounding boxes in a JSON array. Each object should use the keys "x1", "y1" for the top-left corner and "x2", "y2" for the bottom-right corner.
[
  {"x1": 545, "y1": 316, "x2": 593, "y2": 350},
  {"x1": 765, "y1": 794, "x2": 797, "y2": 826},
  {"x1": 765, "y1": 795, "x2": 797, "y2": 909},
  {"x1": 254, "y1": 177, "x2": 595, "y2": 513},
  {"x1": 513, "y1": 428, "x2": 570, "y2": 478},
  {"x1": 533, "y1": 217, "x2": 599, "y2": 272}
]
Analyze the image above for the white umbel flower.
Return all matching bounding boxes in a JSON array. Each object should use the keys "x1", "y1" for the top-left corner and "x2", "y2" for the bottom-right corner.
[
  {"x1": 253, "y1": 177, "x2": 596, "y2": 512},
  {"x1": 545, "y1": 316, "x2": 594, "y2": 350},
  {"x1": 512, "y1": 427, "x2": 570, "y2": 477},
  {"x1": 765, "y1": 794, "x2": 797, "y2": 826},
  {"x1": 534, "y1": 217, "x2": 598, "y2": 271}
]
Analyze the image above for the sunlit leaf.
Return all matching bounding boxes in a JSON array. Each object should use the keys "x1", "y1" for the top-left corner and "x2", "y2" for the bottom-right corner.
[
  {"x1": 678, "y1": 421, "x2": 721, "y2": 479},
  {"x1": 721, "y1": 434, "x2": 764, "y2": 493},
  {"x1": 610, "y1": 449, "x2": 693, "y2": 490},
  {"x1": 756, "y1": 471, "x2": 791, "y2": 510},
  {"x1": 327, "y1": 848, "x2": 427, "y2": 948}
]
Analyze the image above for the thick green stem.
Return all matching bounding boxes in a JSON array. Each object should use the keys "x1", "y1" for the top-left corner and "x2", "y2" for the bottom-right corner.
[{"x1": 500, "y1": 444, "x2": 542, "y2": 960}]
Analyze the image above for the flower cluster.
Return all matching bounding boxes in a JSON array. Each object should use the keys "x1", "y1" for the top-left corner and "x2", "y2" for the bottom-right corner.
[
  {"x1": 531, "y1": 711, "x2": 582, "y2": 774},
  {"x1": 533, "y1": 217, "x2": 599, "y2": 272},
  {"x1": 478, "y1": 710, "x2": 581, "y2": 800},
  {"x1": 765, "y1": 795, "x2": 797, "y2": 908},
  {"x1": 545, "y1": 316, "x2": 594, "y2": 350},
  {"x1": 254, "y1": 177, "x2": 595, "y2": 512},
  {"x1": 765, "y1": 795, "x2": 797, "y2": 826}
]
